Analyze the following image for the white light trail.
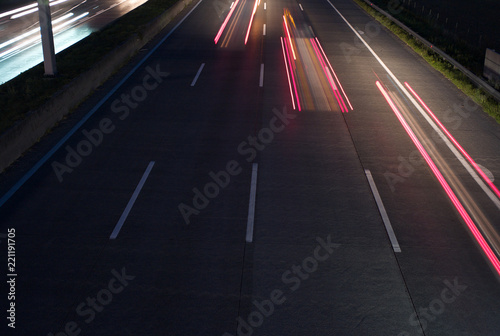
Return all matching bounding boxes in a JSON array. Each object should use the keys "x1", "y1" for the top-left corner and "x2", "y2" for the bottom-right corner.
[
  {"x1": 0, "y1": 3, "x2": 38, "y2": 19},
  {"x1": 10, "y1": 0, "x2": 71, "y2": 19},
  {"x1": 0, "y1": 12, "x2": 88, "y2": 59},
  {"x1": 0, "y1": 13, "x2": 73, "y2": 50}
]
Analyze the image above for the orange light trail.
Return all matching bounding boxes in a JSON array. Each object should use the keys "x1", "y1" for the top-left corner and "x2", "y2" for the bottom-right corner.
[
  {"x1": 283, "y1": 36, "x2": 301, "y2": 111},
  {"x1": 314, "y1": 37, "x2": 353, "y2": 111},
  {"x1": 214, "y1": 0, "x2": 240, "y2": 44},
  {"x1": 310, "y1": 38, "x2": 347, "y2": 113},
  {"x1": 244, "y1": 0, "x2": 259, "y2": 44},
  {"x1": 283, "y1": 15, "x2": 296, "y2": 60},
  {"x1": 281, "y1": 37, "x2": 297, "y2": 110}
]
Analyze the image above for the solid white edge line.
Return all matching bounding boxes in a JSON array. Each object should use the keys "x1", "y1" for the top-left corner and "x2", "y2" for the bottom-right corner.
[
  {"x1": 365, "y1": 169, "x2": 401, "y2": 252},
  {"x1": 259, "y1": 63, "x2": 264, "y2": 87},
  {"x1": 110, "y1": 161, "x2": 155, "y2": 239},
  {"x1": 0, "y1": 0, "x2": 204, "y2": 209},
  {"x1": 190, "y1": 63, "x2": 205, "y2": 86},
  {"x1": 326, "y1": 0, "x2": 500, "y2": 210},
  {"x1": 246, "y1": 163, "x2": 258, "y2": 243},
  {"x1": 263, "y1": 23, "x2": 266, "y2": 36}
]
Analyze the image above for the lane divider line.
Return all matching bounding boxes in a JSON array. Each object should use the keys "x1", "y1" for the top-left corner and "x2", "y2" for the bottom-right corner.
[
  {"x1": 246, "y1": 163, "x2": 258, "y2": 243},
  {"x1": 376, "y1": 81, "x2": 500, "y2": 274},
  {"x1": 263, "y1": 23, "x2": 266, "y2": 36},
  {"x1": 190, "y1": 63, "x2": 205, "y2": 86},
  {"x1": 110, "y1": 161, "x2": 155, "y2": 239},
  {"x1": 365, "y1": 169, "x2": 401, "y2": 252},
  {"x1": 326, "y1": 0, "x2": 500, "y2": 210},
  {"x1": 0, "y1": 0, "x2": 204, "y2": 209},
  {"x1": 405, "y1": 82, "x2": 500, "y2": 200}
]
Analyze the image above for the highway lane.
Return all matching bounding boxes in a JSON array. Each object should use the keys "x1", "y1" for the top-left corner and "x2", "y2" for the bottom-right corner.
[
  {"x1": 303, "y1": 0, "x2": 500, "y2": 334},
  {"x1": 0, "y1": 0, "x2": 148, "y2": 84},
  {"x1": 248, "y1": 1, "x2": 414, "y2": 334},
  {"x1": 1, "y1": 0, "x2": 262, "y2": 333},
  {"x1": 1, "y1": 0, "x2": 500, "y2": 335}
]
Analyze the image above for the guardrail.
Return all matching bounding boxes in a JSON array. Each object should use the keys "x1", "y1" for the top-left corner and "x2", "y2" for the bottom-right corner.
[{"x1": 361, "y1": 0, "x2": 500, "y2": 102}]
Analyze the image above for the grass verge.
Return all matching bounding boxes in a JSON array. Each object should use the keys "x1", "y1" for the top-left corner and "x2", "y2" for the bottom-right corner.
[
  {"x1": 352, "y1": 0, "x2": 500, "y2": 123},
  {"x1": 0, "y1": 0, "x2": 179, "y2": 134}
]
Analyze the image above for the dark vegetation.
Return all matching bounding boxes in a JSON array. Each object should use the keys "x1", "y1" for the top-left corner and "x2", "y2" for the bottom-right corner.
[
  {"x1": 368, "y1": 0, "x2": 500, "y2": 77},
  {"x1": 353, "y1": 0, "x2": 500, "y2": 122}
]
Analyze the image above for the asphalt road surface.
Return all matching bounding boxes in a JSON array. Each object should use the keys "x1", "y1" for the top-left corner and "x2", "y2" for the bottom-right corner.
[{"x1": 1, "y1": 0, "x2": 500, "y2": 335}]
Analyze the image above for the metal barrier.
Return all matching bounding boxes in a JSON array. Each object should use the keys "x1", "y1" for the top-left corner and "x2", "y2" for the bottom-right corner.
[{"x1": 361, "y1": 0, "x2": 500, "y2": 102}]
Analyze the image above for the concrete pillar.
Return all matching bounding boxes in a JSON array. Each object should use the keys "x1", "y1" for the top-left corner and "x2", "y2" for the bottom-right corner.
[{"x1": 37, "y1": 0, "x2": 57, "y2": 76}]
